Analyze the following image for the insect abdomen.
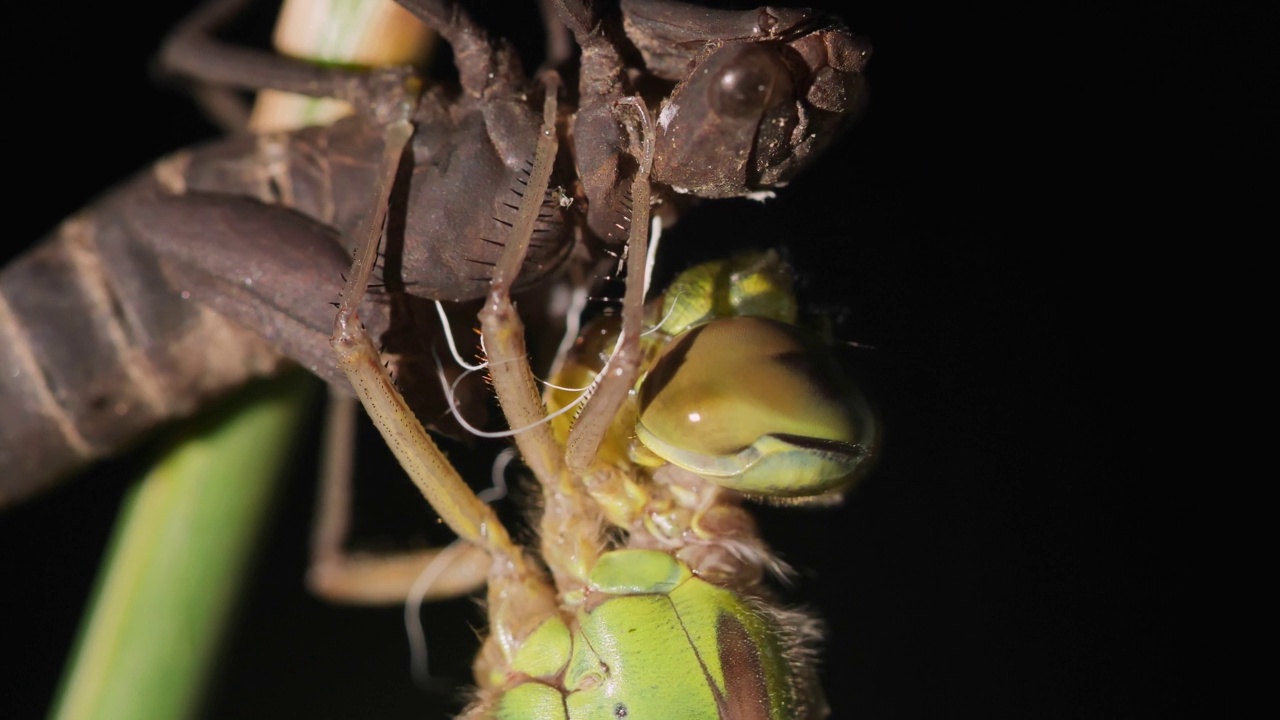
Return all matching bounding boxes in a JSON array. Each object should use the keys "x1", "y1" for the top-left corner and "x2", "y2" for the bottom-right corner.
[{"x1": 0, "y1": 194, "x2": 285, "y2": 504}]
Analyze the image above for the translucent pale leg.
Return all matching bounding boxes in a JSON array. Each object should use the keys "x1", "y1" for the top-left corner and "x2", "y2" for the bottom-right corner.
[{"x1": 306, "y1": 392, "x2": 490, "y2": 604}]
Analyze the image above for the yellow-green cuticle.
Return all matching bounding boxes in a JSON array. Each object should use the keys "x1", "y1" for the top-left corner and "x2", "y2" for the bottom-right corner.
[
  {"x1": 568, "y1": 551, "x2": 800, "y2": 719},
  {"x1": 635, "y1": 316, "x2": 879, "y2": 496},
  {"x1": 492, "y1": 551, "x2": 805, "y2": 719},
  {"x1": 658, "y1": 250, "x2": 798, "y2": 336}
]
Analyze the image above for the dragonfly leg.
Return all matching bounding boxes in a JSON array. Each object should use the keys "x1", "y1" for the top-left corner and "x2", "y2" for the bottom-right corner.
[
  {"x1": 476, "y1": 81, "x2": 565, "y2": 495},
  {"x1": 329, "y1": 112, "x2": 528, "y2": 573},
  {"x1": 563, "y1": 98, "x2": 655, "y2": 472},
  {"x1": 327, "y1": 74, "x2": 559, "y2": 681},
  {"x1": 307, "y1": 392, "x2": 490, "y2": 604},
  {"x1": 474, "y1": 76, "x2": 609, "y2": 589}
]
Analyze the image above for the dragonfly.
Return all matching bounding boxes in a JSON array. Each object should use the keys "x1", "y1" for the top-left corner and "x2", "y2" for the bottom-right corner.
[
  {"x1": 308, "y1": 50, "x2": 881, "y2": 712},
  {"x1": 2, "y1": 2, "x2": 880, "y2": 712}
]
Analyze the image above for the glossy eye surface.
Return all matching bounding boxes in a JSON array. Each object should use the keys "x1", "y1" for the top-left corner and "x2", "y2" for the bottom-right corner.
[
  {"x1": 635, "y1": 316, "x2": 878, "y2": 498},
  {"x1": 651, "y1": 42, "x2": 797, "y2": 198},
  {"x1": 707, "y1": 44, "x2": 789, "y2": 119}
]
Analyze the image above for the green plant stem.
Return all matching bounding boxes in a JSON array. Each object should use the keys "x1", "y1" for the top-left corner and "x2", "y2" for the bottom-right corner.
[{"x1": 50, "y1": 373, "x2": 316, "y2": 720}]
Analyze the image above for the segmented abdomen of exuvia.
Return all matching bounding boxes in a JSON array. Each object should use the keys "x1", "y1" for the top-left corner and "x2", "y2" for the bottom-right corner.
[
  {"x1": 0, "y1": 182, "x2": 287, "y2": 505},
  {"x1": 180, "y1": 101, "x2": 574, "y2": 303},
  {"x1": 0, "y1": 102, "x2": 572, "y2": 504},
  {"x1": 0, "y1": 119, "x2": 389, "y2": 502}
]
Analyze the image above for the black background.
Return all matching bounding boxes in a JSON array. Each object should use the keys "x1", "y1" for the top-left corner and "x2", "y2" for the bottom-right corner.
[{"x1": 0, "y1": 1, "x2": 1187, "y2": 717}]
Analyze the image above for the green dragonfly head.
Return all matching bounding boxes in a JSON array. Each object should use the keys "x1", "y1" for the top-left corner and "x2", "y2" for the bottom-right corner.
[
  {"x1": 546, "y1": 250, "x2": 879, "y2": 500},
  {"x1": 635, "y1": 253, "x2": 879, "y2": 500}
]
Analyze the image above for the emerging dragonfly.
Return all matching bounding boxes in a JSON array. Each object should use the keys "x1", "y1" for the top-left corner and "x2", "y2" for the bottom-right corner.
[
  {"x1": 320, "y1": 67, "x2": 880, "y2": 714},
  {"x1": 4, "y1": 2, "x2": 880, "y2": 717}
]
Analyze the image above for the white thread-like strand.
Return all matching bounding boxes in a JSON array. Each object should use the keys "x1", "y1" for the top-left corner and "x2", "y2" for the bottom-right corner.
[
  {"x1": 405, "y1": 446, "x2": 517, "y2": 682},
  {"x1": 644, "y1": 215, "x2": 662, "y2": 296},
  {"x1": 404, "y1": 540, "x2": 471, "y2": 686},
  {"x1": 433, "y1": 300, "x2": 487, "y2": 371},
  {"x1": 641, "y1": 291, "x2": 683, "y2": 337},
  {"x1": 548, "y1": 282, "x2": 589, "y2": 380},
  {"x1": 480, "y1": 447, "x2": 516, "y2": 504},
  {"x1": 437, "y1": 359, "x2": 594, "y2": 439}
]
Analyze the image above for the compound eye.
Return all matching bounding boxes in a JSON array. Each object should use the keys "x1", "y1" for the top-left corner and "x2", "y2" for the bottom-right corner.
[
  {"x1": 708, "y1": 44, "x2": 790, "y2": 119},
  {"x1": 636, "y1": 317, "x2": 878, "y2": 498}
]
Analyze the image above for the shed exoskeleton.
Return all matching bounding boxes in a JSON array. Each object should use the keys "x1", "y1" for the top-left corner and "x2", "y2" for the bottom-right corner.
[
  {"x1": 324, "y1": 72, "x2": 877, "y2": 712},
  {"x1": 0, "y1": 0, "x2": 870, "y2": 504},
  {"x1": 0, "y1": 2, "x2": 880, "y2": 712}
]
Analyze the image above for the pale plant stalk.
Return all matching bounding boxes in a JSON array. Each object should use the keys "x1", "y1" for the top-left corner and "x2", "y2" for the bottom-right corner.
[
  {"x1": 49, "y1": 3, "x2": 432, "y2": 718},
  {"x1": 251, "y1": 0, "x2": 434, "y2": 131}
]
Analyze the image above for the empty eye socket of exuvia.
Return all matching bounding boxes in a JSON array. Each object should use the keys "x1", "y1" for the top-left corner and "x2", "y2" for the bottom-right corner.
[
  {"x1": 635, "y1": 316, "x2": 879, "y2": 498},
  {"x1": 706, "y1": 43, "x2": 795, "y2": 119},
  {"x1": 652, "y1": 42, "x2": 804, "y2": 197}
]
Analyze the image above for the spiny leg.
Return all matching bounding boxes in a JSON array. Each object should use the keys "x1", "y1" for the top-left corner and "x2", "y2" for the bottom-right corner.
[
  {"x1": 217, "y1": 0, "x2": 487, "y2": 605},
  {"x1": 476, "y1": 86, "x2": 658, "y2": 591},
  {"x1": 564, "y1": 98, "x2": 656, "y2": 472},
  {"x1": 478, "y1": 80, "x2": 564, "y2": 494},
  {"x1": 329, "y1": 110, "x2": 527, "y2": 573},
  {"x1": 329, "y1": 110, "x2": 560, "y2": 687},
  {"x1": 474, "y1": 77, "x2": 603, "y2": 589}
]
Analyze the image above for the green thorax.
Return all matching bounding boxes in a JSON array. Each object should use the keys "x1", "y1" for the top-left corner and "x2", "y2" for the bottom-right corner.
[{"x1": 494, "y1": 550, "x2": 815, "y2": 720}]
